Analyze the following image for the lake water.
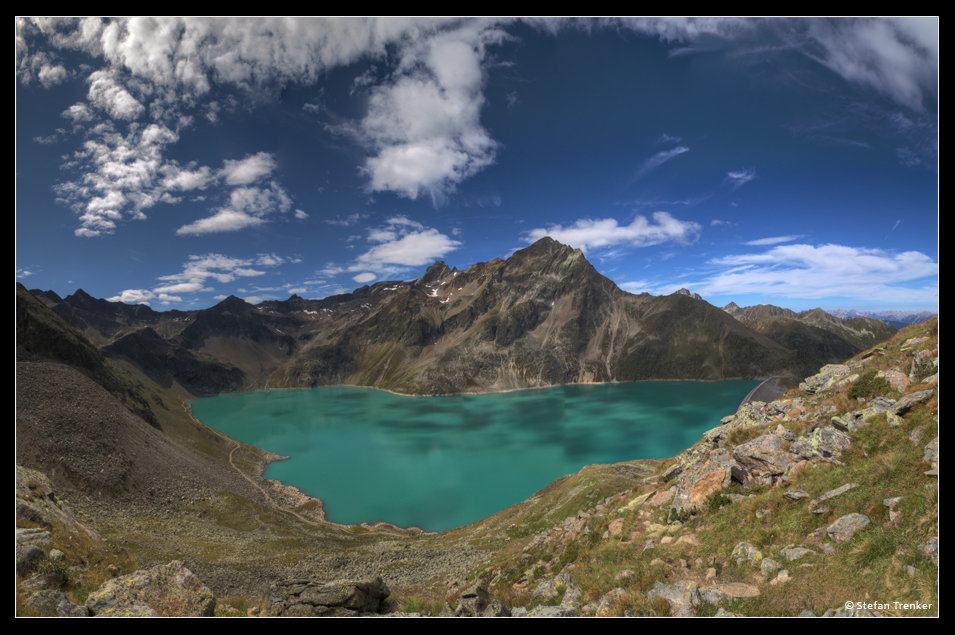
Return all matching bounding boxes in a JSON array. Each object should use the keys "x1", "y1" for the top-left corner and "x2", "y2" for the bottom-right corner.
[{"x1": 191, "y1": 380, "x2": 757, "y2": 532}]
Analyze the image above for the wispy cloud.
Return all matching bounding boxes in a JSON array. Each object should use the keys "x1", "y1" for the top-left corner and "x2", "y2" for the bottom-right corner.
[
  {"x1": 633, "y1": 146, "x2": 689, "y2": 181},
  {"x1": 108, "y1": 252, "x2": 289, "y2": 304},
  {"x1": 745, "y1": 235, "x2": 803, "y2": 246},
  {"x1": 688, "y1": 243, "x2": 938, "y2": 304},
  {"x1": 725, "y1": 168, "x2": 756, "y2": 191}
]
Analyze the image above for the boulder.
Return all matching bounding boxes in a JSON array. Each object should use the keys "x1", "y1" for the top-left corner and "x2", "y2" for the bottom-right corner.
[
  {"x1": 85, "y1": 560, "x2": 215, "y2": 617},
  {"x1": 647, "y1": 580, "x2": 701, "y2": 617},
  {"x1": 267, "y1": 576, "x2": 389, "y2": 617},
  {"x1": 827, "y1": 514, "x2": 871, "y2": 544}
]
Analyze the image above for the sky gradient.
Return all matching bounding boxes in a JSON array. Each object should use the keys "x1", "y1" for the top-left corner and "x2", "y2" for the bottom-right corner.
[{"x1": 16, "y1": 18, "x2": 938, "y2": 313}]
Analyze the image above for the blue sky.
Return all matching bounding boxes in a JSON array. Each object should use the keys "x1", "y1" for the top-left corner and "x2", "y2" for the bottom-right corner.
[{"x1": 16, "y1": 18, "x2": 938, "y2": 313}]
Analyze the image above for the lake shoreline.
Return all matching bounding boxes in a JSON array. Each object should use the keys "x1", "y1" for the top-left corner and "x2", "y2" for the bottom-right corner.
[{"x1": 191, "y1": 379, "x2": 761, "y2": 532}]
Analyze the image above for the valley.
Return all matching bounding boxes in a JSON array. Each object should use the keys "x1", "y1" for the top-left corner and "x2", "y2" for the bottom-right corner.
[{"x1": 15, "y1": 239, "x2": 936, "y2": 616}]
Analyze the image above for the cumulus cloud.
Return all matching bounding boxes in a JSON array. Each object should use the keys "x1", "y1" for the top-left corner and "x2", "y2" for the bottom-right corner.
[
  {"x1": 86, "y1": 70, "x2": 144, "y2": 120},
  {"x1": 220, "y1": 152, "x2": 276, "y2": 186},
  {"x1": 524, "y1": 212, "x2": 701, "y2": 252},
  {"x1": 689, "y1": 243, "x2": 938, "y2": 303},
  {"x1": 106, "y1": 288, "x2": 154, "y2": 304},
  {"x1": 357, "y1": 23, "x2": 506, "y2": 202},
  {"x1": 353, "y1": 216, "x2": 461, "y2": 270}
]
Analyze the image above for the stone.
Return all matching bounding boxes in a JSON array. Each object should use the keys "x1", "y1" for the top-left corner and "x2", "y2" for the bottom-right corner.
[
  {"x1": 526, "y1": 605, "x2": 577, "y2": 616},
  {"x1": 647, "y1": 580, "x2": 701, "y2": 617},
  {"x1": 781, "y1": 546, "x2": 816, "y2": 561},
  {"x1": 760, "y1": 558, "x2": 782, "y2": 576},
  {"x1": 26, "y1": 590, "x2": 89, "y2": 617},
  {"x1": 480, "y1": 600, "x2": 511, "y2": 617},
  {"x1": 923, "y1": 437, "x2": 938, "y2": 470},
  {"x1": 731, "y1": 541, "x2": 763, "y2": 566},
  {"x1": 891, "y1": 389, "x2": 935, "y2": 416},
  {"x1": 791, "y1": 427, "x2": 852, "y2": 461},
  {"x1": 267, "y1": 576, "x2": 389, "y2": 617},
  {"x1": 809, "y1": 483, "x2": 859, "y2": 513},
  {"x1": 769, "y1": 570, "x2": 791, "y2": 586},
  {"x1": 827, "y1": 514, "x2": 871, "y2": 544},
  {"x1": 86, "y1": 560, "x2": 215, "y2": 617},
  {"x1": 456, "y1": 581, "x2": 490, "y2": 616},
  {"x1": 595, "y1": 588, "x2": 626, "y2": 616},
  {"x1": 732, "y1": 434, "x2": 802, "y2": 485},
  {"x1": 917, "y1": 537, "x2": 938, "y2": 566}
]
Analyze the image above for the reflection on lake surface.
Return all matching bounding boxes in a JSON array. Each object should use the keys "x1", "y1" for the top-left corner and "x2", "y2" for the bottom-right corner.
[{"x1": 191, "y1": 380, "x2": 757, "y2": 531}]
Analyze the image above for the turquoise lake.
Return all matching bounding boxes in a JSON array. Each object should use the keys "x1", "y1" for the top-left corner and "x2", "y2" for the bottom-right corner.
[{"x1": 191, "y1": 380, "x2": 758, "y2": 532}]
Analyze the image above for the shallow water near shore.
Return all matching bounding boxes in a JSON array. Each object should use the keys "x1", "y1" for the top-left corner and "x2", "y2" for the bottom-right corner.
[{"x1": 191, "y1": 380, "x2": 758, "y2": 532}]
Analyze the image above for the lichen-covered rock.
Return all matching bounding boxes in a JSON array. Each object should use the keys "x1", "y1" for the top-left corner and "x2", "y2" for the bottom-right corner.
[
  {"x1": 455, "y1": 581, "x2": 490, "y2": 616},
  {"x1": 891, "y1": 389, "x2": 935, "y2": 416},
  {"x1": 647, "y1": 580, "x2": 701, "y2": 617},
  {"x1": 267, "y1": 576, "x2": 389, "y2": 617},
  {"x1": 85, "y1": 560, "x2": 215, "y2": 617},
  {"x1": 780, "y1": 546, "x2": 816, "y2": 561},
  {"x1": 732, "y1": 434, "x2": 803, "y2": 485},
  {"x1": 799, "y1": 365, "x2": 852, "y2": 394},
  {"x1": 25, "y1": 590, "x2": 89, "y2": 617},
  {"x1": 731, "y1": 541, "x2": 763, "y2": 566},
  {"x1": 827, "y1": 514, "x2": 871, "y2": 544},
  {"x1": 791, "y1": 427, "x2": 852, "y2": 461}
]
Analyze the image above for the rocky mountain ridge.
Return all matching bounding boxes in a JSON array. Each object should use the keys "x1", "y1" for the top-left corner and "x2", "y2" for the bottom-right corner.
[{"x1": 29, "y1": 238, "x2": 893, "y2": 399}]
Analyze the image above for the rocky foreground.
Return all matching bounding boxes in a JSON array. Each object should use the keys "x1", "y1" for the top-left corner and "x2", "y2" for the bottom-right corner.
[{"x1": 17, "y1": 318, "x2": 937, "y2": 616}]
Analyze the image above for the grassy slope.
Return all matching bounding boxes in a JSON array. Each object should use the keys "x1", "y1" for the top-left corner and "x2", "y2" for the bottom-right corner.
[{"x1": 439, "y1": 318, "x2": 938, "y2": 616}]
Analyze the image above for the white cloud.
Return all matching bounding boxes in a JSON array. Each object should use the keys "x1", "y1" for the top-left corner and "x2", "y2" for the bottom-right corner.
[
  {"x1": 220, "y1": 152, "x2": 276, "y2": 186},
  {"x1": 295, "y1": 209, "x2": 308, "y2": 220},
  {"x1": 688, "y1": 243, "x2": 938, "y2": 303},
  {"x1": 86, "y1": 69, "x2": 144, "y2": 120},
  {"x1": 114, "y1": 252, "x2": 291, "y2": 305},
  {"x1": 725, "y1": 168, "x2": 756, "y2": 191},
  {"x1": 303, "y1": 216, "x2": 462, "y2": 280},
  {"x1": 801, "y1": 18, "x2": 937, "y2": 111},
  {"x1": 357, "y1": 24, "x2": 505, "y2": 201},
  {"x1": 106, "y1": 288, "x2": 154, "y2": 304},
  {"x1": 524, "y1": 212, "x2": 701, "y2": 252},
  {"x1": 745, "y1": 235, "x2": 803, "y2": 246},
  {"x1": 61, "y1": 103, "x2": 93, "y2": 123},
  {"x1": 633, "y1": 146, "x2": 689, "y2": 180},
  {"x1": 176, "y1": 209, "x2": 267, "y2": 235}
]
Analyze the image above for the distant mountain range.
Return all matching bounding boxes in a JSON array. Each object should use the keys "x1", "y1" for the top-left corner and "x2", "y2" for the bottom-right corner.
[
  {"x1": 824, "y1": 308, "x2": 938, "y2": 330},
  {"x1": 24, "y1": 238, "x2": 912, "y2": 398}
]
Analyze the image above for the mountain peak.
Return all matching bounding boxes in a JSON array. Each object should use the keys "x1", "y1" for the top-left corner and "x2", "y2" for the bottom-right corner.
[{"x1": 673, "y1": 288, "x2": 703, "y2": 301}]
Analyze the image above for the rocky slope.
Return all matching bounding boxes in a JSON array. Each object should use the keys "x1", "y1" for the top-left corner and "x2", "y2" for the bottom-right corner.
[{"x1": 451, "y1": 317, "x2": 937, "y2": 616}]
